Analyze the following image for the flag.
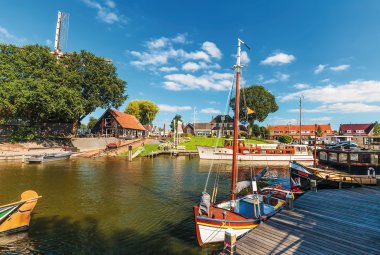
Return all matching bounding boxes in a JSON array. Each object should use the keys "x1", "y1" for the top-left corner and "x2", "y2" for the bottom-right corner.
[{"x1": 247, "y1": 107, "x2": 255, "y2": 115}]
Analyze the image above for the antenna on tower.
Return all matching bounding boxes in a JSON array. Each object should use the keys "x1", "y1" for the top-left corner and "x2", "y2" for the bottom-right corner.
[{"x1": 53, "y1": 11, "x2": 70, "y2": 57}]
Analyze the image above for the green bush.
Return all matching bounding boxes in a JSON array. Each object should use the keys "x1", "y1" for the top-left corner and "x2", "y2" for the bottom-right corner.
[
  {"x1": 10, "y1": 127, "x2": 36, "y2": 142},
  {"x1": 278, "y1": 135, "x2": 293, "y2": 144}
]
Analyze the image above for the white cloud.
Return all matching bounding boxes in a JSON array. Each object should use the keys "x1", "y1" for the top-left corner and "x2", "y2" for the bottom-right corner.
[
  {"x1": 314, "y1": 64, "x2": 327, "y2": 74},
  {"x1": 146, "y1": 37, "x2": 168, "y2": 49},
  {"x1": 82, "y1": 0, "x2": 126, "y2": 24},
  {"x1": 200, "y1": 108, "x2": 221, "y2": 114},
  {"x1": 276, "y1": 72, "x2": 289, "y2": 81},
  {"x1": 0, "y1": 26, "x2": 26, "y2": 44},
  {"x1": 290, "y1": 103, "x2": 380, "y2": 113},
  {"x1": 158, "y1": 104, "x2": 192, "y2": 112},
  {"x1": 261, "y1": 52, "x2": 295, "y2": 65},
  {"x1": 307, "y1": 116, "x2": 332, "y2": 121},
  {"x1": 330, "y1": 64, "x2": 350, "y2": 72},
  {"x1": 159, "y1": 66, "x2": 178, "y2": 72},
  {"x1": 163, "y1": 71, "x2": 233, "y2": 91},
  {"x1": 241, "y1": 51, "x2": 250, "y2": 65},
  {"x1": 45, "y1": 39, "x2": 52, "y2": 46},
  {"x1": 281, "y1": 80, "x2": 380, "y2": 103},
  {"x1": 263, "y1": 79, "x2": 278, "y2": 85},
  {"x1": 172, "y1": 34, "x2": 187, "y2": 44},
  {"x1": 182, "y1": 62, "x2": 200, "y2": 72},
  {"x1": 105, "y1": 0, "x2": 115, "y2": 8},
  {"x1": 202, "y1": 41, "x2": 222, "y2": 59},
  {"x1": 320, "y1": 78, "x2": 330, "y2": 83},
  {"x1": 293, "y1": 83, "x2": 310, "y2": 89},
  {"x1": 269, "y1": 117, "x2": 297, "y2": 125}
]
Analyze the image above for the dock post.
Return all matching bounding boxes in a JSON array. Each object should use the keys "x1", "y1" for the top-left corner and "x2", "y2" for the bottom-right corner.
[
  {"x1": 339, "y1": 181, "x2": 342, "y2": 189},
  {"x1": 223, "y1": 229, "x2": 236, "y2": 255},
  {"x1": 22, "y1": 155, "x2": 25, "y2": 163},
  {"x1": 310, "y1": 179, "x2": 317, "y2": 192},
  {"x1": 286, "y1": 193, "x2": 294, "y2": 210},
  {"x1": 128, "y1": 145, "x2": 132, "y2": 162}
]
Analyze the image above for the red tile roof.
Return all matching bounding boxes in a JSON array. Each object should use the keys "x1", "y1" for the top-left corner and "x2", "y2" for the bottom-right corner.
[
  {"x1": 110, "y1": 109, "x2": 146, "y2": 131},
  {"x1": 339, "y1": 123, "x2": 374, "y2": 134},
  {"x1": 268, "y1": 124, "x2": 332, "y2": 132}
]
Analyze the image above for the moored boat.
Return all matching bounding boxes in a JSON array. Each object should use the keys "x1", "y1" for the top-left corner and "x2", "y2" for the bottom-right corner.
[
  {"x1": 317, "y1": 148, "x2": 380, "y2": 175},
  {"x1": 193, "y1": 39, "x2": 289, "y2": 246},
  {"x1": 0, "y1": 190, "x2": 41, "y2": 235},
  {"x1": 197, "y1": 139, "x2": 313, "y2": 163},
  {"x1": 27, "y1": 151, "x2": 72, "y2": 163}
]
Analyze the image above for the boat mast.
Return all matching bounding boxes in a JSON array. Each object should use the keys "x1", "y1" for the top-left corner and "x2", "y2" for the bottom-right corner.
[{"x1": 231, "y1": 38, "x2": 242, "y2": 210}]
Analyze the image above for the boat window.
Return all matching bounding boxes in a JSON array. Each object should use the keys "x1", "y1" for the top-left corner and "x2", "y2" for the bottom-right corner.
[
  {"x1": 320, "y1": 151, "x2": 327, "y2": 160},
  {"x1": 329, "y1": 152, "x2": 337, "y2": 162},
  {"x1": 261, "y1": 150, "x2": 266, "y2": 154},
  {"x1": 339, "y1": 153, "x2": 347, "y2": 163},
  {"x1": 286, "y1": 150, "x2": 292, "y2": 154},
  {"x1": 243, "y1": 150, "x2": 249, "y2": 153},
  {"x1": 278, "y1": 150, "x2": 283, "y2": 154},
  {"x1": 350, "y1": 153, "x2": 358, "y2": 162},
  {"x1": 371, "y1": 154, "x2": 378, "y2": 164},
  {"x1": 360, "y1": 154, "x2": 371, "y2": 163}
]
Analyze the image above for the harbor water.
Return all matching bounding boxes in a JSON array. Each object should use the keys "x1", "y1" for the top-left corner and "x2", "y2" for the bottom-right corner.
[{"x1": 0, "y1": 156, "x2": 289, "y2": 254}]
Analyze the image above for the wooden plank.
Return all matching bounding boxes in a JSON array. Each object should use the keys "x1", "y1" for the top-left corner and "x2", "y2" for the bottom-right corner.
[{"x1": 235, "y1": 187, "x2": 380, "y2": 255}]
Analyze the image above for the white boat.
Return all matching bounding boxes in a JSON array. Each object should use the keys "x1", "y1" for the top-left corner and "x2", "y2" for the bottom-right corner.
[
  {"x1": 27, "y1": 151, "x2": 71, "y2": 163},
  {"x1": 197, "y1": 139, "x2": 314, "y2": 162}
]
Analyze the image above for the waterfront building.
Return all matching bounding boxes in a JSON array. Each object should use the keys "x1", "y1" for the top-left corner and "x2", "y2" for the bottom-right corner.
[
  {"x1": 267, "y1": 124, "x2": 333, "y2": 142},
  {"x1": 339, "y1": 123, "x2": 376, "y2": 147},
  {"x1": 92, "y1": 109, "x2": 146, "y2": 138},
  {"x1": 183, "y1": 123, "x2": 212, "y2": 136}
]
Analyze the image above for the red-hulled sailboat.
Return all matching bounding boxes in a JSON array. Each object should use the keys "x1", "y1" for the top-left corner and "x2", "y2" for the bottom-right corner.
[{"x1": 193, "y1": 38, "x2": 290, "y2": 246}]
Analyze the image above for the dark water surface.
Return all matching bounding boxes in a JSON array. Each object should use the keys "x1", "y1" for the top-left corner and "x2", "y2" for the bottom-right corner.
[{"x1": 0, "y1": 156, "x2": 288, "y2": 254}]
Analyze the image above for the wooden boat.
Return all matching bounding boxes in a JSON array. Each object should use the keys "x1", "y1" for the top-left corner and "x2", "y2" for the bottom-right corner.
[
  {"x1": 197, "y1": 139, "x2": 313, "y2": 163},
  {"x1": 317, "y1": 148, "x2": 380, "y2": 175},
  {"x1": 0, "y1": 190, "x2": 41, "y2": 235},
  {"x1": 193, "y1": 39, "x2": 289, "y2": 246},
  {"x1": 290, "y1": 161, "x2": 379, "y2": 188},
  {"x1": 27, "y1": 151, "x2": 71, "y2": 163}
]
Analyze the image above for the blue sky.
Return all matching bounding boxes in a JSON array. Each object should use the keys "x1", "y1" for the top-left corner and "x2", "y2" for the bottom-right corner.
[{"x1": 1, "y1": 0, "x2": 380, "y2": 130}]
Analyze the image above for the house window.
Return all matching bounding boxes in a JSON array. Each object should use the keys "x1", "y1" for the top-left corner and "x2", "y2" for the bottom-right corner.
[
  {"x1": 105, "y1": 118, "x2": 112, "y2": 127},
  {"x1": 356, "y1": 130, "x2": 364, "y2": 133},
  {"x1": 346, "y1": 130, "x2": 352, "y2": 133},
  {"x1": 290, "y1": 131, "x2": 296, "y2": 134},
  {"x1": 326, "y1": 130, "x2": 330, "y2": 133}
]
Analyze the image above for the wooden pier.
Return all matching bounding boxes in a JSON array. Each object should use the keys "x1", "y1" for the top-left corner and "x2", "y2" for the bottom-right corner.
[
  {"x1": 236, "y1": 187, "x2": 380, "y2": 255},
  {"x1": 146, "y1": 150, "x2": 198, "y2": 158}
]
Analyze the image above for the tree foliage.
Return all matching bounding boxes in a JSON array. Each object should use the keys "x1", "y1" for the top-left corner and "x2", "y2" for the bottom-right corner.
[
  {"x1": 374, "y1": 121, "x2": 380, "y2": 136},
  {"x1": 124, "y1": 100, "x2": 159, "y2": 125},
  {"x1": 170, "y1": 114, "x2": 182, "y2": 132},
  {"x1": 251, "y1": 124, "x2": 261, "y2": 137},
  {"x1": 230, "y1": 85, "x2": 278, "y2": 134},
  {"x1": 87, "y1": 116, "x2": 98, "y2": 129},
  {"x1": 0, "y1": 44, "x2": 127, "y2": 135},
  {"x1": 278, "y1": 135, "x2": 293, "y2": 144},
  {"x1": 316, "y1": 125, "x2": 323, "y2": 137}
]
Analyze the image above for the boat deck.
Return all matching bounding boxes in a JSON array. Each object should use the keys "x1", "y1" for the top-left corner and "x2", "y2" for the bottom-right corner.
[{"x1": 236, "y1": 187, "x2": 380, "y2": 255}]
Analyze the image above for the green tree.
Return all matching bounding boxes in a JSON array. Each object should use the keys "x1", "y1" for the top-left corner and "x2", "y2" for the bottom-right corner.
[
  {"x1": 124, "y1": 100, "x2": 159, "y2": 125},
  {"x1": 87, "y1": 116, "x2": 98, "y2": 129},
  {"x1": 260, "y1": 126, "x2": 269, "y2": 139},
  {"x1": 0, "y1": 44, "x2": 84, "y2": 126},
  {"x1": 373, "y1": 121, "x2": 380, "y2": 136},
  {"x1": 0, "y1": 44, "x2": 127, "y2": 135},
  {"x1": 251, "y1": 124, "x2": 261, "y2": 137},
  {"x1": 316, "y1": 125, "x2": 323, "y2": 137},
  {"x1": 230, "y1": 85, "x2": 278, "y2": 135},
  {"x1": 278, "y1": 135, "x2": 293, "y2": 144},
  {"x1": 170, "y1": 114, "x2": 182, "y2": 132}
]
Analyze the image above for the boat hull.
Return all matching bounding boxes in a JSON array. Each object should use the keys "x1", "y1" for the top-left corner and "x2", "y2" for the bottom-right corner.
[
  {"x1": 197, "y1": 146, "x2": 314, "y2": 162},
  {"x1": 193, "y1": 206, "x2": 258, "y2": 246},
  {"x1": 27, "y1": 152, "x2": 71, "y2": 163},
  {"x1": 0, "y1": 190, "x2": 40, "y2": 235}
]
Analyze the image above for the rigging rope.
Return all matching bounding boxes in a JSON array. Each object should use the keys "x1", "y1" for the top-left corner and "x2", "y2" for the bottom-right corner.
[{"x1": 203, "y1": 73, "x2": 236, "y2": 193}]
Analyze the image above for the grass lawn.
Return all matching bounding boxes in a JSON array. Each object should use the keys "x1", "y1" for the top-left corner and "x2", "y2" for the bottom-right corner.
[{"x1": 179, "y1": 137, "x2": 267, "y2": 150}]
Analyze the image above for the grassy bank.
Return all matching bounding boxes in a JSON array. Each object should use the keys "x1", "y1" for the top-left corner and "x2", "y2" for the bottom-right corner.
[
  {"x1": 179, "y1": 137, "x2": 267, "y2": 150},
  {"x1": 120, "y1": 144, "x2": 160, "y2": 157}
]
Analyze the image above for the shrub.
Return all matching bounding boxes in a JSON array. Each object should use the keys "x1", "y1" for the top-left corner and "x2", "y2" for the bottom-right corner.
[
  {"x1": 10, "y1": 127, "x2": 36, "y2": 142},
  {"x1": 278, "y1": 135, "x2": 293, "y2": 144}
]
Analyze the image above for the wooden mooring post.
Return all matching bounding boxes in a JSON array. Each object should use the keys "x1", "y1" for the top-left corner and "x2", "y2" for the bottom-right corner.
[
  {"x1": 128, "y1": 145, "x2": 132, "y2": 162},
  {"x1": 221, "y1": 229, "x2": 237, "y2": 255}
]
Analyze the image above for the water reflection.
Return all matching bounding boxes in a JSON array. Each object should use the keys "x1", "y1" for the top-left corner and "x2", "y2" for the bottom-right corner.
[{"x1": 0, "y1": 156, "x2": 288, "y2": 254}]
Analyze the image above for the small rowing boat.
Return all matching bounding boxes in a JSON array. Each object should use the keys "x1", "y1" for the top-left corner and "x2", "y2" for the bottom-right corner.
[{"x1": 0, "y1": 190, "x2": 41, "y2": 235}]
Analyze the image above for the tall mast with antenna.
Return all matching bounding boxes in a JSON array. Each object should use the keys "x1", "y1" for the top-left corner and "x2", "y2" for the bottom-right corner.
[{"x1": 299, "y1": 95, "x2": 302, "y2": 145}]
